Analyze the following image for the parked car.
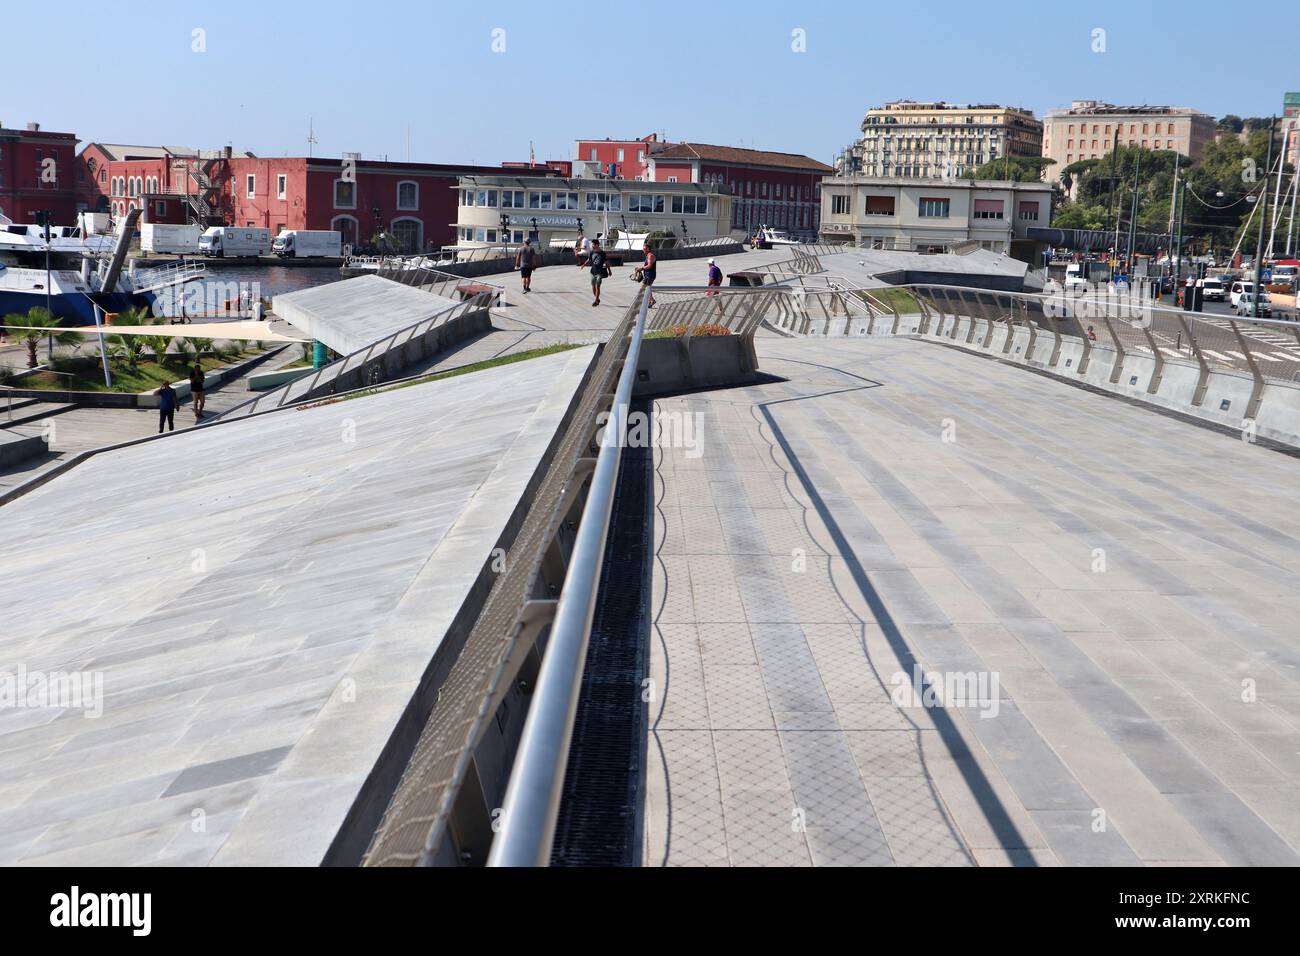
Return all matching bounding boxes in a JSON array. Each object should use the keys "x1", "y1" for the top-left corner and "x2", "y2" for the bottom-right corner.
[
  {"x1": 1236, "y1": 292, "x2": 1272, "y2": 317},
  {"x1": 1229, "y1": 281, "x2": 1256, "y2": 308},
  {"x1": 1201, "y1": 279, "x2": 1226, "y2": 301}
]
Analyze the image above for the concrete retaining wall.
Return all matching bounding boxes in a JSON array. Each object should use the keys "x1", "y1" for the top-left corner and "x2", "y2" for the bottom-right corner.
[
  {"x1": 248, "y1": 366, "x2": 313, "y2": 391},
  {"x1": 633, "y1": 335, "x2": 760, "y2": 398},
  {"x1": 0, "y1": 428, "x2": 46, "y2": 469}
]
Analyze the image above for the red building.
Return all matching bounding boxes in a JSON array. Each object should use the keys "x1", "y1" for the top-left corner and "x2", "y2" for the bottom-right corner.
[
  {"x1": 77, "y1": 143, "x2": 224, "y2": 223},
  {"x1": 573, "y1": 133, "x2": 665, "y2": 180},
  {"x1": 222, "y1": 156, "x2": 548, "y2": 251},
  {"x1": 0, "y1": 122, "x2": 79, "y2": 224},
  {"x1": 647, "y1": 143, "x2": 833, "y2": 236}
]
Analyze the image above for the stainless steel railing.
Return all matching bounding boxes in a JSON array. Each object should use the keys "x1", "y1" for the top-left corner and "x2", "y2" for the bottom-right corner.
[
  {"x1": 215, "y1": 292, "x2": 494, "y2": 420},
  {"x1": 485, "y1": 287, "x2": 651, "y2": 867}
]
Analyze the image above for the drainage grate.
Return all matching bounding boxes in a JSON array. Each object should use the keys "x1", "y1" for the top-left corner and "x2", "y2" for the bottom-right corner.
[{"x1": 549, "y1": 398, "x2": 653, "y2": 867}]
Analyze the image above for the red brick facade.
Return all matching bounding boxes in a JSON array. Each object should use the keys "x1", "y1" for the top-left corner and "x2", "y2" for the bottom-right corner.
[{"x1": 0, "y1": 124, "x2": 79, "y2": 224}]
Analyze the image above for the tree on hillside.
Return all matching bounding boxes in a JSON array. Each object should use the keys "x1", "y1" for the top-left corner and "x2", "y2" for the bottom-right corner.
[{"x1": 1217, "y1": 115, "x2": 1244, "y2": 134}]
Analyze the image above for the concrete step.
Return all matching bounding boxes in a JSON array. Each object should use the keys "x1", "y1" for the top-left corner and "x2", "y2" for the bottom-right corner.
[{"x1": 0, "y1": 401, "x2": 77, "y2": 430}]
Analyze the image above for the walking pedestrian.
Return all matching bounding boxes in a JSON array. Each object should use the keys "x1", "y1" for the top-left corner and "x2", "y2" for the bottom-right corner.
[
  {"x1": 589, "y1": 238, "x2": 610, "y2": 306},
  {"x1": 706, "y1": 257, "x2": 724, "y2": 315},
  {"x1": 189, "y1": 362, "x2": 206, "y2": 420},
  {"x1": 576, "y1": 233, "x2": 591, "y2": 268},
  {"x1": 156, "y1": 381, "x2": 177, "y2": 433},
  {"x1": 641, "y1": 240, "x2": 658, "y2": 308},
  {"x1": 515, "y1": 239, "x2": 537, "y2": 294}
]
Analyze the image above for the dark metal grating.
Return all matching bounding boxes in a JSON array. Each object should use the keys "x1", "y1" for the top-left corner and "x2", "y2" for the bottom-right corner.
[{"x1": 549, "y1": 404, "x2": 653, "y2": 867}]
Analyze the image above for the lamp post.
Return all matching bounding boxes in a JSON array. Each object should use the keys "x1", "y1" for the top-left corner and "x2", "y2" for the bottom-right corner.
[{"x1": 1252, "y1": 118, "x2": 1276, "y2": 319}]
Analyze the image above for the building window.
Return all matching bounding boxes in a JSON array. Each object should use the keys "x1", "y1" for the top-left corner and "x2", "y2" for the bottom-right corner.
[
  {"x1": 918, "y1": 197, "x2": 950, "y2": 217},
  {"x1": 616, "y1": 148, "x2": 625, "y2": 162},
  {"x1": 760, "y1": 182, "x2": 768, "y2": 197},
  {"x1": 629, "y1": 194, "x2": 664, "y2": 213},
  {"x1": 667, "y1": 176, "x2": 677, "y2": 183},
  {"x1": 555, "y1": 191, "x2": 580, "y2": 210},
  {"x1": 277, "y1": 174, "x2": 287, "y2": 200},
  {"x1": 775, "y1": 184, "x2": 783, "y2": 199},
  {"x1": 585, "y1": 191, "x2": 621, "y2": 212},
  {"x1": 831, "y1": 194, "x2": 850, "y2": 215},
  {"x1": 475, "y1": 188, "x2": 497, "y2": 208},
  {"x1": 1018, "y1": 201, "x2": 1039, "y2": 221},
  {"x1": 246, "y1": 174, "x2": 256, "y2": 198},
  {"x1": 155, "y1": 200, "x2": 167, "y2": 216},
  {"x1": 973, "y1": 199, "x2": 1004, "y2": 220},
  {"x1": 671, "y1": 195, "x2": 708, "y2": 215},
  {"x1": 334, "y1": 179, "x2": 356, "y2": 208},
  {"x1": 589, "y1": 148, "x2": 597, "y2": 161},
  {"x1": 390, "y1": 217, "x2": 423, "y2": 252},
  {"x1": 865, "y1": 196, "x2": 895, "y2": 216},
  {"x1": 528, "y1": 191, "x2": 553, "y2": 209},
  {"x1": 501, "y1": 190, "x2": 525, "y2": 208}
]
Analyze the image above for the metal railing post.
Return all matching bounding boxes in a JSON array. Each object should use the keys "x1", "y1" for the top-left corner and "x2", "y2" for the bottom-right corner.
[
  {"x1": 1175, "y1": 314, "x2": 1210, "y2": 406},
  {"x1": 1230, "y1": 320, "x2": 1267, "y2": 419}
]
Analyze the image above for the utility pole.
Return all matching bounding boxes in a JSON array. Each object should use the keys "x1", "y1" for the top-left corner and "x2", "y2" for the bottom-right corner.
[
  {"x1": 1167, "y1": 152, "x2": 1180, "y2": 281},
  {"x1": 1267, "y1": 126, "x2": 1292, "y2": 259},
  {"x1": 1126, "y1": 151, "x2": 1142, "y2": 274},
  {"x1": 1107, "y1": 126, "x2": 1121, "y2": 265},
  {"x1": 1287, "y1": 165, "x2": 1298, "y2": 257},
  {"x1": 1252, "y1": 117, "x2": 1276, "y2": 318}
]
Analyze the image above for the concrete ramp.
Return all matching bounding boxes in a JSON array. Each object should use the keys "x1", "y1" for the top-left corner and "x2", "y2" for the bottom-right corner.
[
  {"x1": 273, "y1": 274, "x2": 459, "y2": 355},
  {"x1": 0, "y1": 346, "x2": 595, "y2": 865}
]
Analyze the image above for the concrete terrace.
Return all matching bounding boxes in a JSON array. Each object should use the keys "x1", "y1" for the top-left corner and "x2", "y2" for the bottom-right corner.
[
  {"x1": 0, "y1": 347, "x2": 593, "y2": 865},
  {"x1": 646, "y1": 335, "x2": 1300, "y2": 866}
]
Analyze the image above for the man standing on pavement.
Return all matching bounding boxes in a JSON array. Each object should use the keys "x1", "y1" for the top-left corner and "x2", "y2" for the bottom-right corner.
[
  {"x1": 156, "y1": 381, "x2": 177, "y2": 433},
  {"x1": 189, "y1": 362, "x2": 206, "y2": 421},
  {"x1": 589, "y1": 238, "x2": 609, "y2": 307},
  {"x1": 515, "y1": 238, "x2": 537, "y2": 294}
]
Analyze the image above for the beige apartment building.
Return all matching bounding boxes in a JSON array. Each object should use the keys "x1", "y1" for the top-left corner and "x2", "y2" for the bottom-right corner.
[
  {"x1": 841, "y1": 100, "x2": 1043, "y2": 179},
  {"x1": 1042, "y1": 101, "x2": 1216, "y2": 187},
  {"x1": 818, "y1": 175, "x2": 1053, "y2": 262}
]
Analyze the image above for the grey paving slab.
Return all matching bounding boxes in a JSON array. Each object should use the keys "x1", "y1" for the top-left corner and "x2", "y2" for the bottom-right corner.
[
  {"x1": 647, "y1": 334, "x2": 1300, "y2": 866},
  {"x1": 0, "y1": 346, "x2": 594, "y2": 865}
]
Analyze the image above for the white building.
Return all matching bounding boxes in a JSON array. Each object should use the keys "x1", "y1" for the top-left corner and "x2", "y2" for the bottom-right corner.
[
  {"x1": 453, "y1": 175, "x2": 733, "y2": 250},
  {"x1": 819, "y1": 175, "x2": 1054, "y2": 261}
]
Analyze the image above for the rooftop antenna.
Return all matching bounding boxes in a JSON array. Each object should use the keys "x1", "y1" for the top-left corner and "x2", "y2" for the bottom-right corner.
[
  {"x1": 530, "y1": 140, "x2": 536, "y2": 166},
  {"x1": 406, "y1": 126, "x2": 411, "y2": 162},
  {"x1": 307, "y1": 118, "x2": 318, "y2": 158}
]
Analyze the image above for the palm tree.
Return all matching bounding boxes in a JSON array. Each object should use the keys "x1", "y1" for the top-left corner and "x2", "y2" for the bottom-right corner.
[
  {"x1": 142, "y1": 334, "x2": 173, "y2": 367},
  {"x1": 3, "y1": 307, "x2": 82, "y2": 369}
]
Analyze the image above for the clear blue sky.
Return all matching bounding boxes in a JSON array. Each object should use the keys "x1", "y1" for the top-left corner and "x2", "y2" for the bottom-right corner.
[{"x1": 12, "y1": 0, "x2": 1296, "y2": 165}]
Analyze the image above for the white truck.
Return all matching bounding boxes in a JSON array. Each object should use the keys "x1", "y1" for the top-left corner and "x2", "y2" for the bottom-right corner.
[
  {"x1": 272, "y1": 229, "x2": 342, "y2": 259},
  {"x1": 141, "y1": 223, "x2": 201, "y2": 254},
  {"x1": 199, "y1": 226, "x2": 272, "y2": 258}
]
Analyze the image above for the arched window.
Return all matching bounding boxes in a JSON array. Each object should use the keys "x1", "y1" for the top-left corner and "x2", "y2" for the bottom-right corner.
[
  {"x1": 390, "y1": 216, "x2": 423, "y2": 252},
  {"x1": 396, "y1": 180, "x2": 419, "y2": 210},
  {"x1": 330, "y1": 214, "x2": 359, "y2": 247}
]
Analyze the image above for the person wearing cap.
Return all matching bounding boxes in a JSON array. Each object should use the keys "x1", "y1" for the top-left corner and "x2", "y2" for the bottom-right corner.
[{"x1": 706, "y1": 257, "x2": 723, "y2": 314}]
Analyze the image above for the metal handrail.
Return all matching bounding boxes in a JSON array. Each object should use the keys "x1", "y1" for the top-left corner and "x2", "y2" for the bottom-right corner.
[{"x1": 486, "y1": 287, "x2": 650, "y2": 867}]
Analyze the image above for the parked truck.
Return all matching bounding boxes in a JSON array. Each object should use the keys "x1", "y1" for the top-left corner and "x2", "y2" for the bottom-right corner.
[
  {"x1": 199, "y1": 226, "x2": 272, "y2": 258},
  {"x1": 272, "y1": 229, "x2": 342, "y2": 259},
  {"x1": 141, "y1": 223, "x2": 201, "y2": 255}
]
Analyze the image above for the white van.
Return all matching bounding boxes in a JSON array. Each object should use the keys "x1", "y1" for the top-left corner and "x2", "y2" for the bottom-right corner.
[
  {"x1": 141, "y1": 223, "x2": 201, "y2": 255},
  {"x1": 272, "y1": 229, "x2": 342, "y2": 259},
  {"x1": 1229, "y1": 281, "x2": 1255, "y2": 308},
  {"x1": 200, "y1": 226, "x2": 272, "y2": 258}
]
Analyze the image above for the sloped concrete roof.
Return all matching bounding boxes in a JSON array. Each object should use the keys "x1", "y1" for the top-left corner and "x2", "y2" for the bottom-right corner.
[{"x1": 273, "y1": 274, "x2": 459, "y2": 355}]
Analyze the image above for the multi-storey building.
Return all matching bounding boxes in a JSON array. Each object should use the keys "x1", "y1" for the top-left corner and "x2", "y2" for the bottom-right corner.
[
  {"x1": 573, "y1": 134, "x2": 665, "y2": 180},
  {"x1": 0, "y1": 122, "x2": 79, "y2": 224},
  {"x1": 842, "y1": 101, "x2": 1043, "y2": 180},
  {"x1": 76, "y1": 143, "x2": 205, "y2": 218},
  {"x1": 221, "y1": 156, "x2": 552, "y2": 251},
  {"x1": 1283, "y1": 93, "x2": 1300, "y2": 177},
  {"x1": 645, "y1": 143, "x2": 832, "y2": 236},
  {"x1": 818, "y1": 174, "x2": 1053, "y2": 262},
  {"x1": 1041, "y1": 101, "x2": 1216, "y2": 176},
  {"x1": 453, "y1": 174, "x2": 732, "y2": 250}
]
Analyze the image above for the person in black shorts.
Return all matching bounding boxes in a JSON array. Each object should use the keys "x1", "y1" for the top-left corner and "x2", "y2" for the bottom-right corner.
[
  {"x1": 589, "y1": 239, "x2": 609, "y2": 306},
  {"x1": 189, "y1": 362, "x2": 206, "y2": 420},
  {"x1": 641, "y1": 240, "x2": 657, "y2": 308},
  {"x1": 515, "y1": 240, "x2": 537, "y2": 294}
]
